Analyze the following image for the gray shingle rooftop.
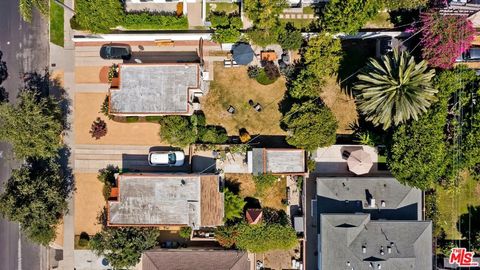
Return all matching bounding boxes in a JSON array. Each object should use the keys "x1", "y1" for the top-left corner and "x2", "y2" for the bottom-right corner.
[
  {"x1": 320, "y1": 214, "x2": 432, "y2": 270},
  {"x1": 110, "y1": 64, "x2": 199, "y2": 114},
  {"x1": 108, "y1": 174, "x2": 222, "y2": 227},
  {"x1": 316, "y1": 177, "x2": 422, "y2": 220},
  {"x1": 251, "y1": 148, "x2": 305, "y2": 175}
]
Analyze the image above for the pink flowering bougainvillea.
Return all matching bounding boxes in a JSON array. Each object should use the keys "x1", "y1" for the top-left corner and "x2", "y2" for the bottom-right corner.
[{"x1": 420, "y1": 11, "x2": 475, "y2": 69}]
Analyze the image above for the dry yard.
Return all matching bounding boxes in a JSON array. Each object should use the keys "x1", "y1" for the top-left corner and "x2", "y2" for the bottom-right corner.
[
  {"x1": 75, "y1": 92, "x2": 162, "y2": 145},
  {"x1": 201, "y1": 63, "x2": 287, "y2": 136},
  {"x1": 74, "y1": 173, "x2": 105, "y2": 236}
]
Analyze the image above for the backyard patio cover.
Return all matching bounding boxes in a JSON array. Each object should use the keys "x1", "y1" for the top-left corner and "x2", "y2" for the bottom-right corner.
[{"x1": 232, "y1": 43, "x2": 254, "y2": 65}]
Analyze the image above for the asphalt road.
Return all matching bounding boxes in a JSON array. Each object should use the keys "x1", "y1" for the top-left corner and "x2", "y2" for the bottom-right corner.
[{"x1": 0, "y1": 0, "x2": 49, "y2": 269}]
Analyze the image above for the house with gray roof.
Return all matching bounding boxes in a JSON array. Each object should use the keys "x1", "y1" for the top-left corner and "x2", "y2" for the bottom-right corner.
[
  {"x1": 108, "y1": 63, "x2": 202, "y2": 116},
  {"x1": 107, "y1": 173, "x2": 224, "y2": 228},
  {"x1": 248, "y1": 148, "x2": 306, "y2": 175},
  {"x1": 317, "y1": 177, "x2": 422, "y2": 220},
  {"x1": 142, "y1": 249, "x2": 250, "y2": 270},
  {"x1": 319, "y1": 213, "x2": 432, "y2": 270}
]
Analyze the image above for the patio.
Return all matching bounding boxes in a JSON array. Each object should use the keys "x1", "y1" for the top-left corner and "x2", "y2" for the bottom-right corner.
[{"x1": 312, "y1": 144, "x2": 388, "y2": 176}]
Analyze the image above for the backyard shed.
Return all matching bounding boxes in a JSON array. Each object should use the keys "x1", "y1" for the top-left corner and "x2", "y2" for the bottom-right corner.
[{"x1": 249, "y1": 148, "x2": 306, "y2": 175}]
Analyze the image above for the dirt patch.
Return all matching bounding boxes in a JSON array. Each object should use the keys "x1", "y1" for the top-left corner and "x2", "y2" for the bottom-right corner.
[
  {"x1": 74, "y1": 92, "x2": 163, "y2": 145},
  {"x1": 75, "y1": 66, "x2": 106, "y2": 83},
  {"x1": 259, "y1": 242, "x2": 301, "y2": 270},
  {"x1": 201, "y1": 63, "x2": 287, "y2": 136},
  {"x1": 74, "y1": 173, "x2": 105, "y2": 236},
  {"x1": 320, "y1": 76, "x2": 358, "y2": 134},
  {"x1": 225, "y1": 173, "x2": 287, "y2": 210}
]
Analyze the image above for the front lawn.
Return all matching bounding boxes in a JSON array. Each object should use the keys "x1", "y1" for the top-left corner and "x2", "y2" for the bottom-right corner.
[
  {"x1": 437, "y1": 173, "x2": 480, "y2": 239},
  {"x1": 201, "y1": 63, "x2": 287, "y2": 136},
  {"x1": 50, "y1": 0, "x2": 64, "y2": 47},
  {"x1": 207, "y1": 2, "x2": 240, "y2": 15}
]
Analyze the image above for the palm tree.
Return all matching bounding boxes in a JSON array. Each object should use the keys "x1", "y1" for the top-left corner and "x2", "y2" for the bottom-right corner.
[
  {"x1": 19, "y1": 0, "x2": 49, "y2": 22},
  {"x1": 354, "y1": 49, "x2": 437, "y2": 129}
]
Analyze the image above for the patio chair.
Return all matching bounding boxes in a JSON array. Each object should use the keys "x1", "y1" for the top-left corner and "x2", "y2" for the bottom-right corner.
[
  {"x1": 227, "y1": 105, "x2": 236, "y2": 114},
  {"x1": 254, "y1": 103, "x2": 262, "y2": 112},
  {"x1": 248, "y1": 99, "x2": 254, "y2": 106},
  {"x1": 342, "y1": 150, "x2": 351, "y2": 160}
]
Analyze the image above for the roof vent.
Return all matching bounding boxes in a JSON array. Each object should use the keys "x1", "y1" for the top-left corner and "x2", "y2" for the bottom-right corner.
[
  {"x1": 377, "y1": 264, "x2": 382, "y2": 269},
  {"x1": 346, "y1": 261, "x2": 351, "y2": 266},
  {"x1": 380, "y1": 246, "x2": 385, "y2": 255},
  {"x1": 362, "y1": 245, "x2": 367, "y2": 253},
  {"x1": 387, "y1": 246, "x2": 392, "y2": 254},
  {"x1": 181, "y1": 179, "x2": 186, "y2": 186},
  {"x1": 369, "y1": 262, "x2": 374, "y2": 268},
  {"x1": 381, "y1": 200, "x2": 386, "y2": 207},
  {"x1": 369, "y1": 198, "x2": 376, "y2": 208}
]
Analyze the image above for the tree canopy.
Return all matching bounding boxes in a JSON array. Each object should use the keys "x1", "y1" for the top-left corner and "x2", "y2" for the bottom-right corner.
[
  {"x1": 224, "y1": 188, "x2": 246, "y2": 222},
  {"x1": 355, "y1": 49, "x2": 437, "y2": 129},
  {"x1": 320, "y1": 0, "x2": 379, "y2": 34},
  {"x1": 304, "y1": 33, "x2": 343, "y2": 81},
  {"x1": 0, "y1": 158, "x2": 70, "y2": 245},
  {"x1": 19, "y1": 0, "x2": 48, "y2": 22},
  {"x1": 420, "y1": 11, "x2": 475, "y2": 69},
  {"x1": 159, "y1": 116, "x2": 197, "y2": 147},
  {"x1": 235, "y1": 223, "x2": 297, "y2": 253},
  {"x1": 90, "y1": 227, "x2": 160, "y2": 269},
  {"x1": 389, "y1": 66, "x2": 480, "y2": 189},
  {"x1": 0, "y1": 90, "x2": 63, "y2": 159},
  {"x1": 282, "y1": 102, "x2": 337, "y2": 151},
  {"x1": 243, "y1": 0, "x2": 287, "y2": 30}
]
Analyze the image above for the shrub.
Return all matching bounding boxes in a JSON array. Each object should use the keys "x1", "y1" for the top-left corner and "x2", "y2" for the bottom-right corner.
[
  {"x1": 420, "y1": 12, "x2": 475, "y2": 69},
  {"x1": 215, "y1": 225, "x2": 239, "y2": 248},
  {"x1": 98, "y1": 165, "x2": 119, "y2": 200},
  {"x1": 256, "y1": 69, "x2": 277, "y2": 85},
  {"x1": 100, "y1": 95, "x2": 113, "y2": 120},
  {"x1": 179, "y1": 227, "x2": 192, "y2": 239},
  {"x1": 159, "y1": 116, "x2": 197, "y2": 147},
  {"x1": 247, "y1": 28, "x2": 280, "y2": 47},
  {"x1": 107, "y1": 64, "x2": 119, "y2": 82},
  {"x1": 253, "y1": 174, "x2": 277, "y2": 195},
  {"x1": 210, "y1": 14, "x2": 242, "y2": 44},
  {"x1": 90, "y1": 117, "x2": 107, "y2": 140},
  {"x1": 200, "y1": 126, "x2": 228, "y2": 144},
  {"x1": 212, "y1": 27, "x2": 241, "y2": 44},
  {"x1": 235, "y1": 223, "x2": 297, "y2": 253},
  {"x1": 277, "y1": 24, "x2": 303, "y2": 50},
  {"x1": 78, "y1": 232, "x2": 91, "y2": 247},
  {"x1": 247, "y1": 66, "x2": 260, "y2": 78},
  {"x1": 239, "y1": 128, "x2": 251, "y2": 143},
  {"x1": 224, "y1": 188, "x2": 246, "y2": 222},
  {"x1": 191, "y1": 113, "x2": 206, "y2": 127},
  {"x1": 146, "y1": 116, "x2": 162, "y2": 122},
  {"x1": 264, "y1": 61, "x2": 280, "y2": 80},
  {"x1": 122, "y1": 12, "x2": 188, "y2": 30},
  {"x1": 176, "y1": 2, "x2": 183, "y2": 16},
  {"x1": 126, "y1": 116, "x2": 139, "y2": 123}
]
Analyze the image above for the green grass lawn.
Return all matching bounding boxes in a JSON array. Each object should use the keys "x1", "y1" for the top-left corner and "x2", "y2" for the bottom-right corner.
[
  {"x1": 364, "y1": 10, "x2": 394, "y2": 29},
  {"x1": 207, "y1": 2, "x2": 240, "y2": 15},
  {"x1": 50, "y1": 0, "x2": 64, "y2": 47},
  {"x1": 437, "y1": 173, "x2": 480, "y2": 239},
  {"x1": 302, "y1": 6, "x2": 315, "y2": 15}
]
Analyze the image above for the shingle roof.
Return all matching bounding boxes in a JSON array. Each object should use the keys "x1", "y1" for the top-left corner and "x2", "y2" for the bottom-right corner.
[
  {"x1": 316, "y1": 177, "x2": 422, "y2": 220},
  {"x1": 142, "y1": 249, "x2": 250, "y2": 270},
  {"x1": 320, "y1": 214, "x2": 432, "y2": 270}
]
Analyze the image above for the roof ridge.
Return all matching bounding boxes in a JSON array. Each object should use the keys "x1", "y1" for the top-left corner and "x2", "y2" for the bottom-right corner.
[
  {"x1": 144, "y1": 252, "x2": 161, "y2": 270},
  {"x1": 225, "y1": 250, "x2": 247, "y2": 270}
]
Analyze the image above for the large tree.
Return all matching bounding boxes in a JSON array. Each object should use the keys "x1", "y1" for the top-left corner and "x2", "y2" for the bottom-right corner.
[
  {"x1": 320, "y1": 0, "x2": 379, "y2": 34},
  {"x1": 389, "y1": 66, "x2": 480, "y2": 188},
  {"x1": 19, "y1": 0, "x2": 48, "y2": 22},
  {"x1": 420, "y1": 12, "x2": 475, "y2": 69},
  {"x1": 354, "y1": 49, "x2": 437, "y2": 130},
  {"x1": 282, "y1": 102, "x2": 337, "y2": 151},
  {"x1": 236, "y1": 223, "x2": 297, "y2": 253},
  {"x1": 303, "y1": 33, "x2": 343, "y2": 81},
  {"x1": 90, "y1": 227, "x2": 160, "y2": 269},
  {"x1": 159, "y1": 116, "x2": 197, "y2": 147},
  {"x1": 0, "y1": 158, "x2": 70, "y2": 245},
  {"x1": 0, "y1": 90, "x2": 63, "y2": 159},
  {"x1": 73, "y1": 0, "x2": 124, "y2": 33},
  {"x1": 243, "y1": 0, "x2": 287, "y2": 30},
  {"x1": 223, "y1": 189, "x2": 246, "y2": 222}
]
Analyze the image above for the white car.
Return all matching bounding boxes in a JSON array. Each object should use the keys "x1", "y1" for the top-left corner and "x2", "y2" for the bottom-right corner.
[{"x1": 148, "y1": 151, "x2": 185, "y2": 166}]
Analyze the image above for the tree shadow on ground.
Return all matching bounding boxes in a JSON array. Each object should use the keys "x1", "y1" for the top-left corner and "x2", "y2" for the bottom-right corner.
[
  {"x1": 458, "y1": 206, "x2": 480, "y2": 246},
  {"x1": 224, "y1": 177, "x2": 241, "y2": 195}
]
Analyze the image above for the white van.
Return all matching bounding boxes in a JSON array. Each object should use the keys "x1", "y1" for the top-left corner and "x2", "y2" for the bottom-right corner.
[{"x1": 148, "y1": 151, "x2": 185, "y2": 166}]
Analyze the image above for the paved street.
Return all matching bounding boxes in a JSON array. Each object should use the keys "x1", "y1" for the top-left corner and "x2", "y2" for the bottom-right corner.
[{"x1": 0, "y1": 0, "x2": 49, "y2": 269}]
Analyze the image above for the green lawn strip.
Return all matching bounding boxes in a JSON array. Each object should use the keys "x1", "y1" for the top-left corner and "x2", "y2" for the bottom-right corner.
[
  {"x1": 207, "y1": 3, "x2": 240, "y2": 15},
  {"x1": 436, "y1": 174, "x2": 480, "y2": 240},
  {"x1": 50, "y1": 0, "x2": 64, "y2": 47}
]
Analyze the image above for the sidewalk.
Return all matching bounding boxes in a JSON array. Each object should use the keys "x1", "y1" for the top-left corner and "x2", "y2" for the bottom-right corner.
[{"x1": 49, "y1": 0, "x2": 75, "y2": 269}]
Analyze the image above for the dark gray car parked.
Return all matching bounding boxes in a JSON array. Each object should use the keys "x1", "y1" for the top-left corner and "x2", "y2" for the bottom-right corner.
[{"x1": 99, "y1": 44, "x2": 132, "y2": 60}]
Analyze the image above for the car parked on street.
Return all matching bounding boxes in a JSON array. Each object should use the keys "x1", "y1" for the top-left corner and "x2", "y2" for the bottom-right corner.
[
  {"x1": 148, "y1": 151, "x2": 185, "y2": 166},
  {"x1": 99, "y1": 44, "x2": 132, "y2": 60}
]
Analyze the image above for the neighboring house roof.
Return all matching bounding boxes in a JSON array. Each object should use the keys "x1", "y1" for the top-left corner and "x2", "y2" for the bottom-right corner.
[
  {"x1": 316, "y1": 177, "x2": 422, "y2": 220},
  {"x1": 250, "y1": 148, "x2": 305, "y2": 175},
  {"x1": 107, "y1": 174, "x2": 224, "y2": 228},
  {"x1": 320, "y1": 214, "x2": 432, "y2": 270},
  {"x1": 246, "y1": 209, "x2": 262, "y2": 224},
  {"x1": 109, "y1": 63, "x2": 199, "y2": 115},
  {"x1": 142, "y1": 249, "x2": 250, "y2": 270}
]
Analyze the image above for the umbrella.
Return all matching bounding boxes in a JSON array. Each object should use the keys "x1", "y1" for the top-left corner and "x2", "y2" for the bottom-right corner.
[
  {"x1": 347, "y1": 149, "x2": 373, "y2": 175},
  {"x1": 232, "y1": 43, "x2": 254, "y2": 65}
]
